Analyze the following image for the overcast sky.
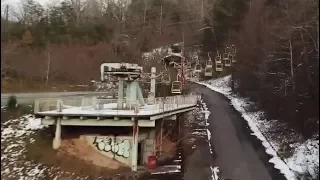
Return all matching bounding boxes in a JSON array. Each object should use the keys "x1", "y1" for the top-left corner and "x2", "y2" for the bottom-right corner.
[
  {"x1": 1, "y1": 0, "x2": 55, "y2": 19},
  {"x1": 4, "y1": 0, "x2": 51, "y2": 6},
  {"x1": 3, "y1": 0, "x2": 57, "y2": 9}
]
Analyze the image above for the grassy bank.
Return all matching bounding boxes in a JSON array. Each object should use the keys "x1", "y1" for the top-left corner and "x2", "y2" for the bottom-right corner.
[{"x1": 1, "y1": 79, "x2": 92, "y2": 93}]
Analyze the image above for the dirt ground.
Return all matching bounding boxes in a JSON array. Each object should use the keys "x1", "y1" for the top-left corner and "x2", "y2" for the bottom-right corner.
[
  {"x1": 59, "y1": 138, "x2": 124, "y2": 169},
  {"x1": 25, "y1": 128, "x2": 133, "y2": 179}
]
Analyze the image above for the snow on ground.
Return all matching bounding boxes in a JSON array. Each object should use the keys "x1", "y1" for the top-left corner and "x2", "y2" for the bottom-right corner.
[
  {"x1": 91, "y1": 81, "x2": 117, "y2": 92},
  {"x1": 1, "y1": 115, "x2": 48, "y2": 180},
  {"x1": 197, "y1": 75, "x2": 319, "y2": 180},
  {"x1": 142, "y1": 42, "x2": 183, "y2": 61},
  {"x1": 1, "y1": 115, "x2": 90, "y2": 180},
  {"x1": 198, "y1": 97, "x2": 220, "y2": 180}
]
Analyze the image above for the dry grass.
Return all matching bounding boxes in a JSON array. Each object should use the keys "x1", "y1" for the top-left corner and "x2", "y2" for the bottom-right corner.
[{"x1": 1, "y1": 78, "x2": 92, "y2": 93}]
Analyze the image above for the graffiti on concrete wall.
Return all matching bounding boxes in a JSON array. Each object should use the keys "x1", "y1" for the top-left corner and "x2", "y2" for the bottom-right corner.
[{"x1": 92, "y1": 137, "x2": 131, "y2": 158}]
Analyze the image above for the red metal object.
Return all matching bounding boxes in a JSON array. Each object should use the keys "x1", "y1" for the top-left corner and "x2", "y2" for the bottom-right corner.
[{"x1": 148, "y1": 156, "x2": 157, "y2": 169}]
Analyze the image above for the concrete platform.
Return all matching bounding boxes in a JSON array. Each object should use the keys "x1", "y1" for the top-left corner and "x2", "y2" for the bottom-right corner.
[{"x1": 34, "y1": 95, "x2": 199, "y2": 122}]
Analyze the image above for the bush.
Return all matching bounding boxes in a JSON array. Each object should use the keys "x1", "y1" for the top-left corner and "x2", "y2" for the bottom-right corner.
[{"x1": 7, "y1": 95, "x2": 17, "y2": 109}]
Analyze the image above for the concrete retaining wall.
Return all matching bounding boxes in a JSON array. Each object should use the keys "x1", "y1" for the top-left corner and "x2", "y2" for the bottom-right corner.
[{"x1": 81, "y1": 135, "x2": 133, "y2": 166}]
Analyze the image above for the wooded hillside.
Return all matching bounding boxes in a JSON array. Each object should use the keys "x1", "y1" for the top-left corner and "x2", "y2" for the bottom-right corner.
[{"x1": 1, "y1": 0, "x2": 319, "y2": 137}]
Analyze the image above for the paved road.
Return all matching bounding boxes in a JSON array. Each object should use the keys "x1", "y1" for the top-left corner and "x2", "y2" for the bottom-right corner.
[
  {"x1": 189, "y1": 83, "x2": 285, "y2": 180},
  {"x1": 1, "y1": 91, "x2": 112, "y2": 106}
]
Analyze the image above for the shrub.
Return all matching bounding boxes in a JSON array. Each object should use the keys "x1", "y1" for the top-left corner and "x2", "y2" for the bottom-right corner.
[{"x1": 7, "y1": 95, "x2": 17, "y2": 109}]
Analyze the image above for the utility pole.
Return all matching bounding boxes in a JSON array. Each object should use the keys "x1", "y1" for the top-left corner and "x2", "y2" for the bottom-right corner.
[
  {"x1": 2, "y1": 5, "x2": 9, "y2": 40},
  {"x1": 143, "y1": 0, "x2": 147, "y2": 25},
  {"x1": 201, "y1": 0, "x2": 204, "y2": 21},
  {"x1": 45, "y1": 41, "x2": 51, "y2": 87},
  {"x1": 76, "y1": 0, "x2": 80, "y2": 27},
  {"x1": 228, "y1": 28, "x2": 231, "y2": 46},
  {"x1": 159, "y1": 6, "x2": 163, "y2": 35},
  {"x1": 317, "y1": 0, "x2": 319, "y2": 68},
  {"x1": 142, "y1": 0, "x2": 147, "y2": 33},
  {"x1": 182, "y1": 32, "x2": 185, "y2": 55},
  {"x1": 230, "y1": 8, "x2": 235, "y2": 92}
]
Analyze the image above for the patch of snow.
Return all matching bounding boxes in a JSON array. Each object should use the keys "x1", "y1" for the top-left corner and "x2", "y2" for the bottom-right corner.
[
  {"x1": 286, "y1": 139, "x2": 319, "y2": 178},
  {"x1": 150, "y1": 164, "x2": 182, "y2": 175},
  {"x1": 1, "y1": 115, "x2": 49, "y2": 180},
  {"x1": 24, "y1": 116, "x2": 46, "y2": 130},
  {"x1": 150, "y1": 169, "x2": 181, "y2": 175},
  {"x1": 1, "y1": 115, "x2": 93, "y2": 179},
  {"x1": 191, "y1": 131, "x2": 207, "y2": 137},
  {"x1": 163, "y1": 165, "x2": 181, "y2": 169},
  {"x1": 92, "y1": 81, "x2": 117, "y2": 92},
  {"x1": 199, "y1": 98, "x2": 220, "y2": 180},
  {"x1": 197, "y1": 75, "x2": 319, "y2": 180},
  {"x1": 76, "y1": 85, "x2": 88, "y2": 87},
  {"x1": 211, "y1": 166, "x2": 220, "y2": 180}
]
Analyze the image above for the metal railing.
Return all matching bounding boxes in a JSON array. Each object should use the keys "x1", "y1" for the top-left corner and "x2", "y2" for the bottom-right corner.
[{"x1": 34, "y1": 94, "x2": 199, "y2": 116}]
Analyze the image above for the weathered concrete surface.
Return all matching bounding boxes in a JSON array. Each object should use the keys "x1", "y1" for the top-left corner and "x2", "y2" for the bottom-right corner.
[
  {"x1": 81, "y1": 135, "x2": 133, "y2": 166},
  {"x1": 188, "y1": 83, "x2": 286, "y2": 180},
  {"x1": 1, "y1": 91, "x2": 111, "y2": 106}
]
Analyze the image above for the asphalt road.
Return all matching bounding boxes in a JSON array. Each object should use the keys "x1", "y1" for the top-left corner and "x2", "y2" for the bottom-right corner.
[
  {"x1": 189, "y1": 83, "x2": 285, "y2": 180},
  {"x1": 1, "y1": 91, "x2": 112, "y2": 106}
]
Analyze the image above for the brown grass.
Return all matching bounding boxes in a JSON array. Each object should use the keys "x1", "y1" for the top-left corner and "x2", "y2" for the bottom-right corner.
[{"x1": 1, "y1": 78, "x2": 92, "y2": 93}]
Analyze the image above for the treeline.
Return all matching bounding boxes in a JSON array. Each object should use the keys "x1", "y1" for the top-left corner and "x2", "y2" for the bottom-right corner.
[
  {"x1": 227, "y1": 0, "x2": 318, "y2": 137},
  {"x1": 1, "y1": 0, "x2": 319, "y2": 136},
  {"x1": 1, "y1": 0, "x2": 202, "y2": 84},
  {"x1": 199, "y1": 0, "x2": 318, "y2": 137}
]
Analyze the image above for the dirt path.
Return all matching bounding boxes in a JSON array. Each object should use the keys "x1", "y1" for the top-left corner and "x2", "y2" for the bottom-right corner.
[
  {"x1": 189, "y1": 83, "x2": 286, "y2": 180},
  {"x1": 59, "y1": 138, "x2": 123, "y2": 169}
]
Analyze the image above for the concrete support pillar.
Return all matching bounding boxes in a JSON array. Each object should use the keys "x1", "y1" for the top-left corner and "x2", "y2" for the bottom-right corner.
[
  {"x1": 136, "y1": 82, "x2": 145, "y2": 106},
  {"x1": 149, "y1": 128, "x2": 156, "y2": 155},
  {"x1": 143, "y1": 128, "x2": 156, "y2": 164},
  {"x1": 34, "y1": 100, "x2": 40, "y2": 113},
  {"x1": 56, "y1": 99, "x2": 63, "y2": 112},
  {"x1": 53, "y1": 118, "x2": 62, "y2": 149},
  {"x1": 126, "y1": 82, "x2": 134, "y2": 109},
  {"x1": 148, "y1": 67, "x2": 156, "y2": 104},
  {"x1": 132, "y1": 120, "x2": 139, "y2": 171},
  {"x1": 126, "y1": 81, "x2": 144, "y2": 109},
  {"x1": 159, "y1": 119, "x2": 164, "y2": 156},
  {"x1": 117, "y1": 78, "x2": 124, "y2": 109}
]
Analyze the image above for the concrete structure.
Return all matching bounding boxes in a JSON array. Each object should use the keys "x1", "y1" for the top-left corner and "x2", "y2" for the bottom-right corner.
[
  {"x1": 33, "y1": 63, "x2": 198, "y2": 171},
  {"x1": 100, "y1": 63, "x2": 145, "y2": 109},
  {"x1": 34, "y1": 94, "x2": 198, "y2": 171}
]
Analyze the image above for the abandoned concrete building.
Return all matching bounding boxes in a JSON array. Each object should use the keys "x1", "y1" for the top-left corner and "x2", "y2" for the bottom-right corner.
[{"x1": 34, "y1": 63, "x2": 198, "y2": 171}]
